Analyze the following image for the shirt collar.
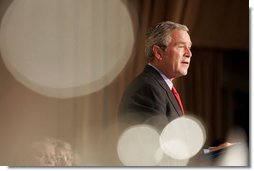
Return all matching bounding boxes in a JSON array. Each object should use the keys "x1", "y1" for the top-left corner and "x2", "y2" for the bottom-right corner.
[{"x1": 148, "y1": 63, "x2": 173, "y2": 90}]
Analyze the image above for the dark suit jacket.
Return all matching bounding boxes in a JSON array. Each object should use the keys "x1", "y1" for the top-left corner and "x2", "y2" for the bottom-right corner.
[{"x1": 118, "y1": 65, "x2": 183, "y2": 132}]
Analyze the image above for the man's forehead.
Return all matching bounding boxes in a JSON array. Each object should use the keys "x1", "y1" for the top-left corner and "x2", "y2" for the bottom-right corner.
[{"x1": 170, "y1": 30, "x2": 192, "y2": 44}]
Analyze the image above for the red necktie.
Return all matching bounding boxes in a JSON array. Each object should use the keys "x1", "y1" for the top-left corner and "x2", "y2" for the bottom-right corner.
[{"x1": 172, "y1": 86, "x2": 184, "y2": 114}]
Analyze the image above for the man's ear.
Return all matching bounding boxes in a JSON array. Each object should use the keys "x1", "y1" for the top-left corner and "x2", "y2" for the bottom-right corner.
[{"x1": 152, "y1": 45, "x2": 163, "y2": 61}]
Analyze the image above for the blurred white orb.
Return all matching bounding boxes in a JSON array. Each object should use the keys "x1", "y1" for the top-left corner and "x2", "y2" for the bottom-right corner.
[
  {"x1": 0, "y1": 0, "x2": 135, "y2": 98},
  {"x1": 155, "y1": 147, "x2": 189, "y2": 166},
  {"x1": 160, "y1": 116, "x2": 206, "y2": 160},
  {"x1": 216, "y1": 143, "x2": 248, "y2": 166},
  {"x1": 117, "y1": 125, "x2": 160, "y2": 166},
  {"x1": 215, "y1": 128, "x2": 248, "y2": 166}
]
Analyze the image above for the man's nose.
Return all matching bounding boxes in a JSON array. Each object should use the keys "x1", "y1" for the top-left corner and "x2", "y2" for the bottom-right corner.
[{"x1": 185, "y1": 47, "x2": 192, "y2": 58}]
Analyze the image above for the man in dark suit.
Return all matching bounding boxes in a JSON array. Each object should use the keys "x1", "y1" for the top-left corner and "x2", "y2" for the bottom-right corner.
[{"x1": 118, "y1": 21, "x2": 192, "y2": 132}]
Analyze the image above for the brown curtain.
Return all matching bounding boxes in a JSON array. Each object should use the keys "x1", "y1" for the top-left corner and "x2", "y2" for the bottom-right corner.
[
  {"x1": 177, "y1": 49, "x2": 224, "y2": 146},
  {"x1": 0, "y1": 0, "x2": 248, "y2": 165}
]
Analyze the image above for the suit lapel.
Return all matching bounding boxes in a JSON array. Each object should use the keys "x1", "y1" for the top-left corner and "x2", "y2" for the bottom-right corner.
[{"x1": 144, "y1": 65, "x2": 183, "y2": 116}]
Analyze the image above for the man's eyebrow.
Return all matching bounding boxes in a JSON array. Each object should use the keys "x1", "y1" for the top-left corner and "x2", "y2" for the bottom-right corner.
[{"x1": 175, "y1": 41, "x2": 192, "y2": 46}]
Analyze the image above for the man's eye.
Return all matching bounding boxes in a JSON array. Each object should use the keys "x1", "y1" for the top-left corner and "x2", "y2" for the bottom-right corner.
[{"x1": 178, "y1": 45, "x2": 185, "y2": 48}]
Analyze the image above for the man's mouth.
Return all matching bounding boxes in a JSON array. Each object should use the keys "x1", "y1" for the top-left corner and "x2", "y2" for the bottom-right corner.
[{"x1": 181, "y1": 62, "x2": 189, "y2": 65}]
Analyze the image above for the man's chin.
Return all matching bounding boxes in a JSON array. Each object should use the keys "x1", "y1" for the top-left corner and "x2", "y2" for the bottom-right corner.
[{"x1": 178, "y1": 71, "x2": 188, "y2": 77}]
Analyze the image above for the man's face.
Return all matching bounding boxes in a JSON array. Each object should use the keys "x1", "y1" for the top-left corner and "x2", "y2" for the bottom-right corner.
[
  {"x1": 55, "y1": 148, "x2": 73, "y2": 166},
  {"x1": 161, "y1": 29, "x2": 192, "y2": 79},
  {"x1": 32, "y1": 142, "x2": 56, "y2": 166}
]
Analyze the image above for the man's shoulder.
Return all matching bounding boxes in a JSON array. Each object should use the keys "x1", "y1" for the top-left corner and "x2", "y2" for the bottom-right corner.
[
  {"x1": 134, "y1": 65, "x2": 162, "y2": 83},
  {"x1": 128, "y1": 69, "x2": 160, "y2": 89}
]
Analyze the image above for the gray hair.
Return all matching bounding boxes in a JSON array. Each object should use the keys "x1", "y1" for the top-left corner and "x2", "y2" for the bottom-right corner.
[{"x1": 145, "y1": 21, "x2": 189, "y2": 61}]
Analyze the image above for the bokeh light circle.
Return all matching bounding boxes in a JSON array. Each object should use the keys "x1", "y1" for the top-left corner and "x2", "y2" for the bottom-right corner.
[
  {"x1": 0, "y1": 0, "x2": 135, "y2": 98},
  {"x1": 160, "y1": 115, "x2": 206, "y2": 160},
  {"x1": 117, "y1": 125, "x2": 160, "y2": 166}
]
